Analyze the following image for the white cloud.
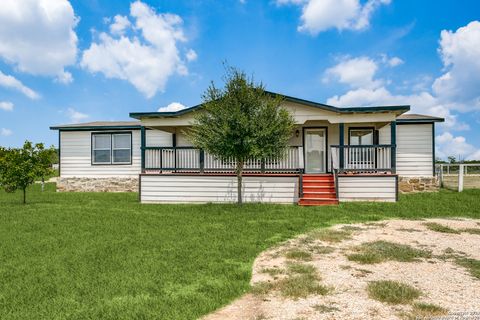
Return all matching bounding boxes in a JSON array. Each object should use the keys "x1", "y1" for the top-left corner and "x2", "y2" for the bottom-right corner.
[
  {"x1": 277, "y1": 0, "x2": 390, "y2": 35},
  {"x1": 0, "y1": 0, "x2": 78, "y2": 82},
  {"x1": 55, "y1": 71, "x2": 73, "y2": 85},
  {"x1": 1, "y1": 128, "x2": 12, "y2": 137},
  {"x1": 0, "y1": 101, "x2": 13, "y2": 111},
  {"x1": 186, "y1": 49, "x2": 197, "y2": 62},
  {"x1": 323, "y1": 56, "x2": 381, "y2": 89},
  {"x1": 158, "y1": 102, "x2": 186, "y2": 112},
  {"x1": 387, "y1": 56, "x2": 404, "y2": 67},
  {"x1": 0, "y1": 71, "x2": 40, "y2": 99},
  {"x1": 468, "y1": 150, "x2": 480, "y2": 161},
  {"x1": 66, "y1": 108, "x2": 89, "y2": 123},
  {"x1": 432, "y1": 21, "x2": 480, "y2": 111},
  {"x1": 436, "y1": 132, "x2": 479, "y2": 160},
  {"x1": 110, "y1": 15, "x2": 131, "y2": 35},
  {"x1": 81, "y1": 1, "x2": 192, "y2": 98}
]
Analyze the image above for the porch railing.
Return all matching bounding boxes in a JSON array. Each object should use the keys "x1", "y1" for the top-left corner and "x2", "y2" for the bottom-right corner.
[
  {"x1": 143, "y1": 146, "x2": 302, "y2": 173},
  {"x1": 331, "y1": 144, "x2": 395, "y2": 173}
]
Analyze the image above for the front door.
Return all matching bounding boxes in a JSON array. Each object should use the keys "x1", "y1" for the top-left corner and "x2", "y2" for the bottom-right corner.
[{"x1": 304, "y1": 128, "x2": 326, "y2": 173}]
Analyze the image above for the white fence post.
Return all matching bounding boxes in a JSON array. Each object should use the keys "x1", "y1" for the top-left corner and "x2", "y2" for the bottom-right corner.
[{"x1": 458, "y1": 164, "x2": 464, "y2": 192}]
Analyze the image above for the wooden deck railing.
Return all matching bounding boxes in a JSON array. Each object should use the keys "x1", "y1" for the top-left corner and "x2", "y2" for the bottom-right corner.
[
  {"x1": 331, "y1": 144, "x2": 395, "y2": 173},
  {"x1": 143, "y1": 146, "x2": 302, "y2": 173}
]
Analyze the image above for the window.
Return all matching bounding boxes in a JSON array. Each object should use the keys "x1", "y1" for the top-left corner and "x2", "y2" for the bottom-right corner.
[
  {"x1": 92, "y1": 133, "x2": 131, "y2": 164},
  {"x1": 349, "y1": 129, "x2": 374, "y2": 146}
]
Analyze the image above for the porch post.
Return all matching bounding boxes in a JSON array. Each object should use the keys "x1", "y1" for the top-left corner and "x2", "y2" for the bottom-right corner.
[
  {"x1": 390, "y1": 121, "x2": 396, "y2": 173},
  {"x1": 172, "y1": 133, "x2": 177, "y2": 171},
  {"x1": 141, "y1": 126, "x2": 146, "y2": 172},
  {"x1": 199, "y1": 149, "x2": 205, "y2": 173},
  {"x1": 339, "y1": 123, "x2": 344, "y2": 172}
]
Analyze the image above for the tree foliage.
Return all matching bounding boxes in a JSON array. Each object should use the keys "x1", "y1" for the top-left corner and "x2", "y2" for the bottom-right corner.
[
  {"x1": 0, "y1": 141, "x2": 56, "y2": 203},
  {"x1": 187, "y1": 66, "x2": 295, "y2": 204}
]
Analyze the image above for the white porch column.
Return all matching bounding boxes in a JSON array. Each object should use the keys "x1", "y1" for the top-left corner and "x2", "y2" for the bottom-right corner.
[{"x1": 298, "y1": 146, "x2": 304, "y2": 172}]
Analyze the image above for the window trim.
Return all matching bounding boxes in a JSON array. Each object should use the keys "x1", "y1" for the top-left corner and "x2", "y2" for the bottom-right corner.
[
  {"x1": 91, "y1": 131, "x2": 133, "y2": 166},
  {"x1": 348, "y1": 127, "x2": 375, "y2": 146}
]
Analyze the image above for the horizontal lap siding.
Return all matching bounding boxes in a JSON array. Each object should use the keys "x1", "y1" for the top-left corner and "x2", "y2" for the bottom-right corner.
[
  {"x1": 140, "y1": 175, "x2": 299, "y2": 203},
  {"x1": 146, "y1": 130, "x2": 172, "y2": 147},
  {"x1": 338, "y1": 176, "x2": 396, "y2": 202},
  {"x1": 396, "y1": 124, "x2": 433, "y2": 177},
  {"x1": 60, "y1": 131, "x2": 141, "y2": 177}
]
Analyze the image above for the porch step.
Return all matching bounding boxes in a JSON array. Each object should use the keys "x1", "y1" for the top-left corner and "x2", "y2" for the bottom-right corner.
[
  {"x1": 298, "y1": 198, "x2": 339, "y2": 206},
  {"x1": 303, "y1": 181, "x2": 334, "y2": 187},
  {"x1": 303, "y1": 186, "x2": 335, "y2": 193},
  {"x1": 302, "y1": 176, "x2": 334, "y2": 181},
  {"x1": 301, "y1": 192, "x2": 337, "y2": 199},
  {"x1": 299, "y1": 174, "x2": 338, "y2": 206}
]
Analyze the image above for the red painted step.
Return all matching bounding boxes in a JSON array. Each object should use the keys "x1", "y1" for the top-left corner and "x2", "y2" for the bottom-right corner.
[
  {"x1": 299, "y1": 174, "x2": 338, "y2": 206},
  {"x1": 298, "y1": 198, "x2": 339, "y2": 206},
  {"x1": 303, "y1": 181, "x2": 335, "y2": 187},
  {"x1": 303, "y1": 186, "x2": 335, "y2": 191},
  {"x1": 302, "y1": 192, "x2": 337, "y2": 199},
  {"x1": 302, "y1": 176, "x2": 334, "y2": 181}
]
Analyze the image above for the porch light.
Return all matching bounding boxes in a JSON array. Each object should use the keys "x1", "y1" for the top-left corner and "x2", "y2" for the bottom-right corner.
[{"x1": 295, "y1": 129, "x2": 300, "y2": 137}]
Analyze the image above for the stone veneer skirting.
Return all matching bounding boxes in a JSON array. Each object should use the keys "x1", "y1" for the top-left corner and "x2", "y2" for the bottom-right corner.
[
  {"x1": 398, "y1": 176, "x2": 439, "y2": 193},
  {"x1": 57, "y1": 177, "x2": 139, "y2": 192},
  {"x1": 57, "y1": 176, "x2": 438, "y2": 194}
]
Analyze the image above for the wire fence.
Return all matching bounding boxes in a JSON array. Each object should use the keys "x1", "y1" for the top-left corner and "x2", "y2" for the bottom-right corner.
[{"x1": 436, "y1": 164, "x2": 480, "y2": 191}]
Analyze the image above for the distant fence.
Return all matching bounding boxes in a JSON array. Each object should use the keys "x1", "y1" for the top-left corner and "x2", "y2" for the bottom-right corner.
[{"x1": 436, "y1": 164, "x2": 480, "y2": 191}]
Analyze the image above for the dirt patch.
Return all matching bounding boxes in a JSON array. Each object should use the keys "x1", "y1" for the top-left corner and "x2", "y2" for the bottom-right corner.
[{"x1": 203, "y1": 219, "x2": 480, "y2": 320}]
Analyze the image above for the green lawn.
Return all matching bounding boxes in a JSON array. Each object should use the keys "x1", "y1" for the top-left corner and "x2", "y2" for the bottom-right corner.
[{"x1": 1, "y1": 184, "x2": 479, "y2": 320}]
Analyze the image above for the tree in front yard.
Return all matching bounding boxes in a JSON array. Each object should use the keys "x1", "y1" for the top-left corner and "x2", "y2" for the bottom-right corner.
[
  {"x1": 187, "y1": 66, "x2": 295, "y2": 204},
  {"x1": 0, "y1": 141, "x2": 56, "y2": 204}
]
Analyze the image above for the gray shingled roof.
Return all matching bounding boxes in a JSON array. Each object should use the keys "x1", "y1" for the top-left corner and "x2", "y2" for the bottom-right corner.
[
  {"x1": 51, "y1": 113, "x2": 444, "y2": 130},
  {"x1": 397, "y1": 114, "x2": 444, "y2": 122},
  {"x1": 50, "y1": 121, "x2": 141, "y2": 130}
]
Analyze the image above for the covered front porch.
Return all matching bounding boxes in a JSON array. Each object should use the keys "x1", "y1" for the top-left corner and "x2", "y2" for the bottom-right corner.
[{"x1": 139, "y1": 121, "x2": 398, "y2": 176}]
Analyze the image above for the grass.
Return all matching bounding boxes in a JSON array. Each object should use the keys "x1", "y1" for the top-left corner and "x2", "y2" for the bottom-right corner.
[
  {"x1": 0, "y1": 185, "x2": 480, "y2": 319},
  {"x1": 251, "y1": 281, "x2": 275, "y2": 295},
  {"x1": 309, "y1": 228, "x2": 352, "y2": 243},
  {"x1": 287, "y1": 262, "x2": 316, "y2": 275},
  {"x1": 284, "y1": 249, "x2": 312, "y2": 261},
  {"x1": 312, "y1": 304, "x2": 339, "y2": 313},
  {"x1": 367, "y1": 280, "x2": 421, "y2": 304},
  {"x1": 462, "y1": 228, "x2": 480, "y2": 235},
  {"x1": 455, "y1": 258, "x2": 480, "y2": 279},
  {"x1": 278, "y1": 274, "x2": 330, "y2": 299},
  {"x1": 253, "y1": 264, "x2": 328, "y2": 299},
  {"x1": 261, "y1": 267, "x2": 284, "y2": 276},
  {"x1": 309, "y1": 245, "x2": 335, "y2": 254},
  {"x1": 406, "y1": 302, "x2": 448, "y2": 319},
  {"x1": 347, "y1": 241, "x2": 432, "y2": 264},
  {"x1": 424, "y1": 222, "x2": 460, "y2": 234}
]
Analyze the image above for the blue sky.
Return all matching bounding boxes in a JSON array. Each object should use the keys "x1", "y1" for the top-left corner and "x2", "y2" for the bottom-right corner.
[{"x1": 0, "y1": 0, "x2": 479, "y2": 159}]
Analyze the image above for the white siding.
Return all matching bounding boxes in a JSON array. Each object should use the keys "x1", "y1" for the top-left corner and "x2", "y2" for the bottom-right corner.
[
  {"x1": 338, "y1": 176, "x2": 397, "y2": 202},
  {"x1": 176, "y1": 131, "x2": 193, "y2": 147},
  {"x1": 146, "y1": 130, "x2": 172, "y2": 147},
  {"x1": 396, "y1": 124, "x2": 433, "y2": 177},
  {"x1": 60, "y1": 130, "x2": 141, "y2": 178},
  {"x1": 379, "y1": 124, "x2": 391, "y2": 144},
  {"x1": 140, "y1": 175, "x2": 299, "y2": 203}
]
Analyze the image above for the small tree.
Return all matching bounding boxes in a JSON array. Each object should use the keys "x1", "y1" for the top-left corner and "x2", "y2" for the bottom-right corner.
[
  {"x1": 187, "y1": 67, "x2": 295, "y2": 204},
  {"x1": 0, "y1": 141, "x2": 56, "y2": 204}
]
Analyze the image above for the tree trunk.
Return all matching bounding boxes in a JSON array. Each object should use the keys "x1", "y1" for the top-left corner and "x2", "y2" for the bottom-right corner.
[
  {"x1": 23, "y1": 187, "x2": 26, "y2": 204},
  {"x1": 236, "y1": 161, "x2": 244, "y2": 205},
  {"x1": 41, "y1": 177, "x2": 45, "y2": 192}
]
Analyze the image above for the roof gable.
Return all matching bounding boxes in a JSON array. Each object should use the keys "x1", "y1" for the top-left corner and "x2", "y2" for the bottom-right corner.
[{"x1": 129, "y1": 91, "x2": 410, "y2": 120}]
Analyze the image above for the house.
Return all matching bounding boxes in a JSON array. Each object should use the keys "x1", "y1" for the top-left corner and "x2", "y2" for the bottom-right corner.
[{"x1": 50, "y1": 92, "x2": 444, "y2": 205}]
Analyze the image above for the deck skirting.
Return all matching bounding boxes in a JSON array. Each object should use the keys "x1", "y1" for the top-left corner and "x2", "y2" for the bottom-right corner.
[
  {"x1": 337, "y1": 175, "x2": 398, "y2": 202},
  {"x1": 140, "y1": 174, "x2": 299, "y2": 204}
]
